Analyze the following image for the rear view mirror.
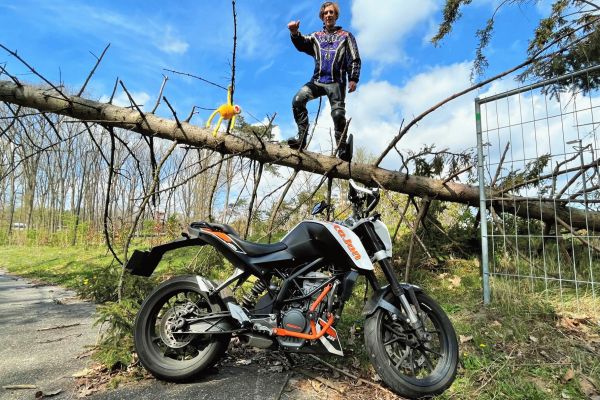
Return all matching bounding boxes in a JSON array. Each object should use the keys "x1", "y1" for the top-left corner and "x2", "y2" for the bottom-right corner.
[{"x1": 311, "y1": 200, "x2": 329, "y2": 216}]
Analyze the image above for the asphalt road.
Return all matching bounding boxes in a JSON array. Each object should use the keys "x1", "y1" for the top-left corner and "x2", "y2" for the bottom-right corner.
[
  {"x1": 0, "y1": 271, "x2": 302, "y2": 400},
  {"x1": 0, "y1": 270, "x2": 97, "y2": 400}
]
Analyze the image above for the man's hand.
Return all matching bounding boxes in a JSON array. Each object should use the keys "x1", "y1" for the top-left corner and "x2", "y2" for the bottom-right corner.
[
  {"x1": 288, "y1": 20, "x2": 300, "y2": 35},
  {"x1": 348, "y1": 81, "x2": 357, "y2": 93}
]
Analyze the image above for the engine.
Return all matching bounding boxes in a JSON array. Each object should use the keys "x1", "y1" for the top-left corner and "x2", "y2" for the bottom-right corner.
[{"x1": 277, "y1": 271, "x2": 331, "y2": 349}]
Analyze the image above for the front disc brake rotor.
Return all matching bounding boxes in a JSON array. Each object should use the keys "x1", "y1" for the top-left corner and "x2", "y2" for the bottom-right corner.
[{"x1": 387, "y1": 332, "x2": 428, "y2": 370}]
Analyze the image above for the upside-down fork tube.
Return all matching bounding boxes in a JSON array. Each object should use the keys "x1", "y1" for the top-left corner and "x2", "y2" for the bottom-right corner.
[{"x1": 272, "y1": 284, "x2": 335, "y2": 340}]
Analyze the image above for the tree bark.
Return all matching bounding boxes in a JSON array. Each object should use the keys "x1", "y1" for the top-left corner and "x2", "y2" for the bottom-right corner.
[{"x1": 1, "y1": 80, "x2": 599, "y2": 230}]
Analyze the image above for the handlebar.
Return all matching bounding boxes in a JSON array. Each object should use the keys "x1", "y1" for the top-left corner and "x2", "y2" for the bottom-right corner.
[
  {"x1": 348, "y1": 179, "x2": 380, "y2": 217},
  {"x1": 349, "y1": 179, "x2": 374, "y2": 195}
]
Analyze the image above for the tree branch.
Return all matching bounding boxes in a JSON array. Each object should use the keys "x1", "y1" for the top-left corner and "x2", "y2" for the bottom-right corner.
[
  {"x1": 2, "y1": 80, "x2": 599, "y2": 230},
  {"x1": 78, "y1": 43, "x2": 110, "y2": 97}
]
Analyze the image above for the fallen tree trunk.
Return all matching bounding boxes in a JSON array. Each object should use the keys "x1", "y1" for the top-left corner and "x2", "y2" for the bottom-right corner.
[{"x1": 1, "y1": 80, "x2": 598, "y2": 231}]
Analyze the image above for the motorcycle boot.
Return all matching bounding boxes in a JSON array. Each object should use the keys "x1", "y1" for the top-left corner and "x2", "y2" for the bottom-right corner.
[
  {"x1": 335, "y1": 130, "x2": 353, "y2": 162},
  {"x1": 287, "y1": 125, "x2": 309, "y2": 150},
  {"x1": 287, "y1": 85, "x2": 314, "y2": 150},
  {"x1": 335, "y1": 132, "x2": 354, "y2": 162}
]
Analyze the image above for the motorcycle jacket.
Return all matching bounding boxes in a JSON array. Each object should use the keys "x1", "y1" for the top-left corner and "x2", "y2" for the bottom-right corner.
[{"x1": 291, "y1": 25, "x2": 361, "y2": 86}]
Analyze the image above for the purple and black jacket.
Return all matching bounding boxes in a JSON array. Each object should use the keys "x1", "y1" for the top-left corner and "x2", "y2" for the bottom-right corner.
[{"x1": 291, "y1": 25, "x2": 361, "y2": 87}]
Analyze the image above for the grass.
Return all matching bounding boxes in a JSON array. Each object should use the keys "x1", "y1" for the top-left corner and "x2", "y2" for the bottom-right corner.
[
  {"x1": 0, "y1": 245, "x2": 114, "y2": 287},
  {"x1": 1, "y1": 245, "x2": 599, "y2": 399},
  {"x1": 415, "y1": 260, "x2": 600, "y2": 400},
  {"x1": 0, "y1": 244, "x2": 233, "y2": 296}
]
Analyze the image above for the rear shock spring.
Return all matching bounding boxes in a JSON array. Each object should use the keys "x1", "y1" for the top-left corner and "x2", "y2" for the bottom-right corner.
[{"x1": 241, "y1": 280, "x2": 267, "y2": 309}]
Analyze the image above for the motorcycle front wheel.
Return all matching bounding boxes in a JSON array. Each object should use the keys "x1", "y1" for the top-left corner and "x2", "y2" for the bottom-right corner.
[
  {"x1": 134, "y1": 276, "x2": 231, "y2": 382},
  {"x1": 364, "y1": 291, "x2": 458, "y2": 398}
]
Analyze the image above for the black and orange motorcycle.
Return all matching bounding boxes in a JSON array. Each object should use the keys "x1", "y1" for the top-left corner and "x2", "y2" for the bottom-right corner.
[{"x1": 126, "y1": 180, "x2": 458, "y2": 398}]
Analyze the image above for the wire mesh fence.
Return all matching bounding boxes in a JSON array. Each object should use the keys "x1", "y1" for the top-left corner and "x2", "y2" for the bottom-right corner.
[{"x1": 476, "y1": 65, "x2": 600, "y2": 314}]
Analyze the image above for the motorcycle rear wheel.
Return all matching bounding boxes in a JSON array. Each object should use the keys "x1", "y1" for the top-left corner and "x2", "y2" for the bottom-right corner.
[
  {"x1": 364, "y1": 291, "x2": 458, "y2": 398},
  {"x1": 134, "y1": 276, "x2": 231, "y2": 381}
]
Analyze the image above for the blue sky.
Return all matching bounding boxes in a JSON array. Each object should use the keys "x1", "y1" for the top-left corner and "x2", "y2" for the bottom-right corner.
[{"x1": 0, "y1": 0, "x2": 550, "y2": 168}]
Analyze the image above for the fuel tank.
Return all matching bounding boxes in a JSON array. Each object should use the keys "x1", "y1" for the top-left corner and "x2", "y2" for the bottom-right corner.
[{"x1": 282, "y1": 221, "x2": 373, "y2": 271}]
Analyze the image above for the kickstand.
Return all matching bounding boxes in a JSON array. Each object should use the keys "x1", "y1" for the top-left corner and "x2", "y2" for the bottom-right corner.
[{"x1": 282, "y1": 351, "x2": 296, "y2": 367}]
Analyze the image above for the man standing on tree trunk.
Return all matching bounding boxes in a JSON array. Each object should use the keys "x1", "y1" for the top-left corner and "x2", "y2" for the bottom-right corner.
[{"x1": 286, "y1": 1, "x2": 361, "y2": 161}]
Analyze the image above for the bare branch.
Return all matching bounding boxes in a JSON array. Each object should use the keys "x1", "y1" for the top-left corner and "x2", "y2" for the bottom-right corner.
[
  {"x1": 491, "y1": 142, "x2": 510, "y2": 187},
  {"x1": 405, "y1": 197, "x2": 430, "y2": 280},
  {"x1": 0, "y1": 43, "x2": 69, "y2": 101},
  {"x1": 150, "y1": 75, "x2": 168, "y2": 114},
  {"x1": 267, "y1": 169, "x2": 299, "y2": 242},
  {"x1": 108, "y1": 77, "x2": 119, "y2": 104},
  {"x1": 244, "y1": 162, "x2": 263, "y2": 239},
  {"x1": 184, "y1": 106, "x2": 197, "y2": 123},
  {"x1": 442, "y1": 164, "x2": 473, "y2": 184},
  {"x1": 163, "y1": 68, "x2": 227, "y2": 91},
  {"x1": 556, "y1": 216, "x2": 600, "y2": 253},
  {"x1": 0, "y1": 63, "x2": 21, "y2": 86},
  {"x1": 207, "y1": 154, "x2": 224, "y2": 222},
  {"x1": 2, "y1": 79, "x2": 599, "y2": 230},
  {"x1": 103, "y1": 127, "x2": 123, "y2": 266},
  {"x1": 78, "y1": 43, "x2": 110, "y2": 97},
  {"x1": 118, "y1": 139, "x2": 179, "y2": 301},
  {"x1": 163, "y1": 96, "x2": 183, "y2": 132}
]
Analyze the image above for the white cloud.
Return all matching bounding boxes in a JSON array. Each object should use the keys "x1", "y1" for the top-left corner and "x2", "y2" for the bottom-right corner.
[
  {"x1": 237, "y1": 12, "x2": 281, "y2": 59},
  {"x1": 350, "y1": 0, "x2": 439, "y2": 64},
  {"x1": 422, "y1": 18, "x2": 442, "y2": 46},
  {"x1": 158, "y1": 27, "x2": 190, "y2": 55},
  {"x1": 535, "y1": 1, "x2": 553, "y2": 16},
  {"x1": 256, "y1": 60, "x2": 275, "y2": 76},
  {"x1": 288, "y1": 58, "x2": 600, "y2": 197},
  {"x1": 309, "y1": 62, "x2": 478, "y2": 168}
]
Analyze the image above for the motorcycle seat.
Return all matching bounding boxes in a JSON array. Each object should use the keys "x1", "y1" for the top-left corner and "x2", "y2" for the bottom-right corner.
[
  {"x1": 229, "y1": 237, "x2": 288, "y2": 257},
  {"x1": 189, "y1": 221, "x2": 287, "y2": 256}
]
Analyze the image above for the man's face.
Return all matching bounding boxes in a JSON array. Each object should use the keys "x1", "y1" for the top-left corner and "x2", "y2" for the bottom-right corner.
[{"x1": 322, "y1": 5, "x2": 337, "y2": 29}]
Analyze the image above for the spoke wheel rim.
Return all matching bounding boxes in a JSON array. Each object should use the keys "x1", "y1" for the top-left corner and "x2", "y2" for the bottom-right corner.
[
  {"x1": 381, "y1": 304, "x2": 446, "y2": 380},
  {"x1": 148, "y1": 289, "x2": 212, "y2": 364}
]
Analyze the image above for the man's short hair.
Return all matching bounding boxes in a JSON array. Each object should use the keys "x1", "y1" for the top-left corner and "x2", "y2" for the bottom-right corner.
[{"x1": 319, "y1": 2, "x2": 340, "y2": 20}]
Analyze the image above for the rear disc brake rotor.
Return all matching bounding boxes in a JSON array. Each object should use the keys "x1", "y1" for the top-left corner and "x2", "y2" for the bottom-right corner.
[{"x1": 159, "y1": 303, "x2": 200, "y2": 348}]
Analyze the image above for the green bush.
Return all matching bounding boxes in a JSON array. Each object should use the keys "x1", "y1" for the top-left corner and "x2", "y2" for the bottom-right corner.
[
  {"x1": 94, "y1": 299, "x2": 139, "y2": 369},
  {"x1": 75, "y1": 264, "x2": 158, "y2": 304}
]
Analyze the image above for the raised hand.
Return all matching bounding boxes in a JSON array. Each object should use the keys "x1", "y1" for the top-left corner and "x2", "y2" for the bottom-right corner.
[{"x1": 287, "y1": 20, "x2": 300, "y2": 35}]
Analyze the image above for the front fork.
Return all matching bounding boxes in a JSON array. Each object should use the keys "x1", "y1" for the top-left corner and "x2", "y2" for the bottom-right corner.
[
  {"x1": 361, "y1": 223, "x2": 422, "y2": 321},
  {"x1": 377, "y1": 258, "x2": 423, "y2": 326}
]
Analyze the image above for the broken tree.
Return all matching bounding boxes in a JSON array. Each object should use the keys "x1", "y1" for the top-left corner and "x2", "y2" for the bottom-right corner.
[{"x1": 0, "y1": 80, "x2": 598, "y2": 231}]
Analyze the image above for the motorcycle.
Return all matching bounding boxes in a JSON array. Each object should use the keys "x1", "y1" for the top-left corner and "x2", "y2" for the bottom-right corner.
[{"x1": 125, "y1": 179, "x2": 458, "y2": 398}]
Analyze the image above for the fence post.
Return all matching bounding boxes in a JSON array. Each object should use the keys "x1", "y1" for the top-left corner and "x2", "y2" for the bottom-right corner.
[{"x1": 475, "y1": 98, "x2": 490, "y2": 305}]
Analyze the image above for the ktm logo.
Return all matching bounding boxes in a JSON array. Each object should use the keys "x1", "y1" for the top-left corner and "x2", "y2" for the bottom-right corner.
[{"x1": 332, "y1": 224, "x2": 362, "y2": 260}]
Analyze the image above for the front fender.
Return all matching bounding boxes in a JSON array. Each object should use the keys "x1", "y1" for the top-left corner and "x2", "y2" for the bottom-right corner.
[
  {"x1": 362, "y1": 283, "x2": 423, "y2": 317},
  {"x1": 125, "y1": 237, "x2": 206, "y2": 277}
]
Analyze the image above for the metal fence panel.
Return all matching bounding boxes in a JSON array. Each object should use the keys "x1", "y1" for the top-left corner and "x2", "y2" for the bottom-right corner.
[{"x1": 476, "y1": 65, "x2": 600, "y2": 314}]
